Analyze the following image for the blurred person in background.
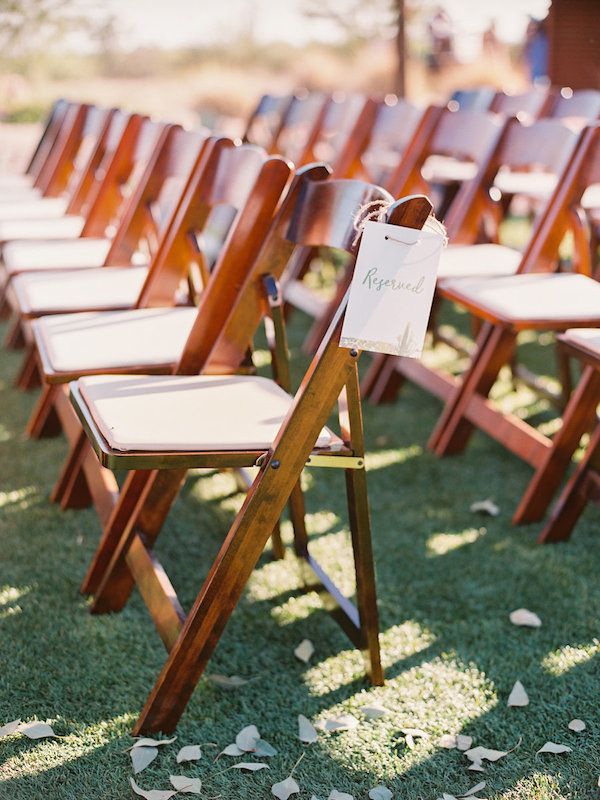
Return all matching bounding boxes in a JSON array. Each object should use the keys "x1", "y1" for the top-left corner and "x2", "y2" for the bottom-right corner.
[{"x1": 524, "y1": 15, "x2": 549, "y2": 84}]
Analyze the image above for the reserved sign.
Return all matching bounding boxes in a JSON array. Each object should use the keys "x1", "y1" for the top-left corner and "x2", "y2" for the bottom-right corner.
[{"x1": 340, "y1": 220, "x2": 444, "y2": 358}]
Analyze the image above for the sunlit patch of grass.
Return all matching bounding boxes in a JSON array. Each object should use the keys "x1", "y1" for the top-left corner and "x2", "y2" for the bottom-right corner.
[
  {"x1": 0, "y1": 486, "x2": 37, "y2": 510},
  {"x1": 541, "y1": 641, "x2": 600, "y2": 677},
  {"x1": 365, "y1": 445, "x2": 421, "y2": 471},
  {"x1": 427, "y1": 527, "x2": 486, "y2": 556}
]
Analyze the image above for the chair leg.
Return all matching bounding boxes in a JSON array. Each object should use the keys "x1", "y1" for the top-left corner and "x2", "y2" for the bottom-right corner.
[
  {"x1": 86, "y1": 469, "x2": 186, "y2": 604},
  {"x1": 368, "y1": 356, "x2": 406, "y2": 405},
  {"x1": 428, "y1": 324, "x2": 516, "y2": 456},
  {"x1": 538, "y1": 422, "x2": 600, "y2": 543},
  {"x1": 345, "y1": 466, "x2": 383, "y2": 685},
  {"x1": 4, "y1": 316, "x2": 25, "y2": 349},
  {"x1": 513, "y1": 365, "x2": 600, "y2": 525},
  {"x1": 26, "y1": 384, "x2": 62, "y2": 438},
  {"x1": 556, "y1": 344, "x2": 573, "y2": 410},
  {"x1": 14, "y1": 343, "x2": 42, "y2": 390},
  {"x1": 360, "y1": 353, "x2": 390, "y2": 399},
  {"x1": 50, "y1": 431, "x2": 93, "y2": 510}
]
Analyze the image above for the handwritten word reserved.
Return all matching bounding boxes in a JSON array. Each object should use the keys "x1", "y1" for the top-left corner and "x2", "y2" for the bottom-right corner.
[{"x1": 362, "y1": 267, "x2": 424, "y2": 294}]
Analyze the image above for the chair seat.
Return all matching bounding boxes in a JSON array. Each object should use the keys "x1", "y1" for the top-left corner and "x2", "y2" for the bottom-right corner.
[
  {"x1": 0, "y1": 172, "x2": 34, "y2": 190},
  {"x1": 438, "y1": 244, "x2": 522, "y2": 280},
  {"x1": 440, "y1": 273, "x2": 600, "y2": 327},
  {"x1": 0, "y1": 196, "x2": 68, "y2": 221},
  {"x1": 582, "y1": 183, "x2": 600, "y2": 210},
  {"x1": 559, "y1": 327, "x2": 600, "y2": 360},
  {"x1": 422, "y1": 155, "x2": 478, "y2": 184},
  {"x1": 0, "y1": 214, "x2": 84, "y2": 242},
  {"x1": 3, "y1": 237, "x2": 112, "y2": 276},
  {"x1": 77, "y1": 374, "x2": 337, "y2": 452},
  {"x1": 493, "y1": 170, "x2": 557, "y2": 199},
  {"x1": 34, "y1": 307, "x2": 198, "y2": 376},
  {"x1": 11, "y1": 266, "x2": 149, "y2": 317}
]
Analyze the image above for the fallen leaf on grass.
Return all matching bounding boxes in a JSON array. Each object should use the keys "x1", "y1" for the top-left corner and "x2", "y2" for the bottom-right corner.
[
  {"x1": 470, "y1": 498, "x2": 499, "y2": 516},
  {"x1": 236, "y1": 725, "x2": 260, "y2": 752},
  {"x1": 537, "y1": 742, "x2": 572, "y2": 755},
  {"x1": 19, "y1": 722, "x2": 56, "y2": 739},
  {"x1": 131, "y1": 747, "x2": 158, "y2": 774},
  {"x1": 176, "y1": 745, "x2": 202, "y2": 763},
  {"x1": 255, "y1": 739, "x2": 278, "y2": 757},
  {"x1": 206, "y1": 674, "x2": 248, "y2": 690},
  {"x1": 509, "y1": 608, "x2": 541, "y2": 628},
  {"x1": 0, "y1": 719, "x2": 21, "y2": 738},
  {"x1": 298, "y1": 715, "x2": 318, "y2": 744},
  {"x1": 457, "y1": 735, "x2": 472, "y2": 751},
  {"x1": 232, "y1": 762, "x2": 269, "y2": 771},
  {"x1": 459, "y1": 781, "x2": 486, "y2": 797},
  {"x1": 272, "y1": 776, "x2": 300, "y2": 799},
  {"x1": 294, "y1": 639, "x2": 314, "y2": 663},
  {"x1": 329, "y1": 791, "x2": 354, "y2": 800},
  {"x1": 361, "y1": 703, "x2": 389, "y2": 720},
  {"x1": 132, "y1": 737, "x2": 176, "y2": 749},
  {"x1": 369, "y1": 786, "x2": 392, "y2": 800},
  {"x1": 220, "y1": 743, "x2": 245, "y2": 756},
  {"x1": 468, "y1": 763, "x2": 485, "y2": 773},
  {"x1": 440, "y1": 734, "x2": 458, "y2": 749},
  {"x1": 315, "y1": 714, "x2": 359, "y2": 733},
  {"x1": 129, "y1": 777, "x2": 176, "y2": 800},
  {"x1": 464, "y1": 746, "x2": 507, "y2": 763},
  {"x1": 568, "y1": 719, "x2": 586, "y2": 732},
  {"x1": 507, "y1": 681, "x2": 529, "y2": 707},
  {"x1": 169, "y1": 775, "x2": 201, "y2": 794}
]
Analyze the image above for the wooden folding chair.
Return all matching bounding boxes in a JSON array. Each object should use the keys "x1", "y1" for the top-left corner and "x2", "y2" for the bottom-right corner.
[
  {"x1": 0, "y1": 98, "x2": 71, "y2": 199},
  {"x1": 332, "y1": 95, "x2": 425, "y2": 184},
  {"x1": 447, "y1": 87, "x2": 496, "y2": 112},
  {"x1": 27, "y1": 140, "x2": 293, "y2": 528},
  {"x1": 490, "y1": 86, "x2": 551, "y2": 120},
  {"x1": 427, "y1": 126, "x2": 600, "y2": 519},
  {"x1": 268, "y1": 90, "x2": 329, "y2": 165},
  {"x1": 67, "y1": 186, "x2": 431, "y2": 733},
  {"x1": 534, "y1": 328, "x2": 600, "y2": 542},
  {"x1": 363, "y1": 116, "x2": 581, "y2": 406},
  {"x1": 549, "y1": 88, "x2": 600, "y2": 121},
  {"x1": 242, "y1": 93, "x2": 293, "y2": 150},
  {"x1": 290, "y1": 106, "x2": 505, "y2": 355}
]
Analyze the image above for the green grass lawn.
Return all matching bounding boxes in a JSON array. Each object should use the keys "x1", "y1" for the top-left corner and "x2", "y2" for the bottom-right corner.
[{"x1": 1, "y1": 313, "x2": 600, "y2": 800}]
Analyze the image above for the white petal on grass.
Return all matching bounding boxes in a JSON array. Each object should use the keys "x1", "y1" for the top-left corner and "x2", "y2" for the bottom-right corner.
[
  {"x1": 131, "y1": 747, "x2": 158, "y2": 774},
  {"x1": 232, "y1": 762, "x2": 269, "y2": 771},
  {"x1": 19, "y1": 721, "x2": 56, "y2": 739},
  {"x1": 132, "y1": 736, "x2": 176, "y2": 749},
  {"x1": 459, "y1": 781, "x2": 486, "y2": 797},
  {"x1": 537, "y1": 741, "x2": 572, "y2": 755},
  {"x1": 169, "y1": 775, "x2": 201, "y2": 794},
  {"x1": 464, "y1": 746, "x2": 507, "y2": 763},
  {"x1": 439, "y1": 734, "x2": 458, "y2": 749},
  {"x1": 254, "y1": 739, "x2": 278, "y2": 757},
  {"x1": 568, "y1": 719, "x2": 586, "y2": 732},
  {"x1": 315, "y1": 713, "x2": 359, "y2": 733},
  {"x1": 206, "y1": 674, "x2": 248, "y2": 690},
  {"x1": 470, "y1": 498, "x2": 499, "y2": 516},
  {"x1": 220, "y1": 743, "x2": 245, "y2": 756},
  {"x1": 329, "y1": 791, "x2": 355, "y2": 800},
  {"x1": 468, "y1": 763, "x2": 485, "y2": 773},
  {"x1": 272, "y1": 776, "x2": 300, "y2": 799},
  {"x1": 369, "y1": 786, "x2": 393, "y2": 800},
  {"x1": 294, "y1": 639, "x2": 315, "y2": 663},
  {"x1": 236, "y1": 725, "x2": 261, "y2": 752},
  {"x1": 298, "y1": 715, "x2": 318, "y2": 744},
  {"x1": 0, "y1": 719, "x2": 21, "y2": 738},
  {"x1": 509, "y1": 608, "x2": 541, "y2": 628},
  {"x1": 507, "y1": 681, "x2": 529, "y2": 707},
  {"x1": 361, "y1": 703, "x2": 389, "y2": 720},
  {"x1": 176, "y1": 745, "x2": 202, "y2": 763},
  {"x1": 456, "y1": 735, "x2": 473, "y2": 751},
  {"x1": 129, "y1": 777, "x2": 177, "y2": 800}
]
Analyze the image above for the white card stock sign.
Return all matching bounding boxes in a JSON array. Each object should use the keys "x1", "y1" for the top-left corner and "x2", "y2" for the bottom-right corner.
[{"x1": 340, "y1": 220, "x2": 444, "y2": 358}]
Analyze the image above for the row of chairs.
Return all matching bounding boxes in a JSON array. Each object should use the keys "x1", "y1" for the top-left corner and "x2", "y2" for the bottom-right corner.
[
  {"x1": 0, "y1": 97, "x2": 434, "y2": 735},
  {"x1": 1, "y1": 87, "x2": 600, "y2": 733}
]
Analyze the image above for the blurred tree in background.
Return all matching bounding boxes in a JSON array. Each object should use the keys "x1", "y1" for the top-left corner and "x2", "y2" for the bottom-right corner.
[{"x1": 0, "y1": 0, "x2": 86, "y2": 54}]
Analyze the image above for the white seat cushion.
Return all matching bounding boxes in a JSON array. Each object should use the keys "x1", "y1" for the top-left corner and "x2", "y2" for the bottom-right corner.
[
  {"x1": 34, "y1": 307, "x2": 198, "y2": 374},
  {"x1": 0, "y1": 173, "x2": 34, "y2": 190},
  {"x1": 441, "y1": 273, "x2": 600, "y2": 324},
  {"x1": 0, "y1": 214, "x2": 84, "y2": 242},
  {"x1": 422, "y1": 155, "x2": 478, "y2": 184},
  {"x1": 493, "y1": 170, "x2": 557, "y2": 199},
  {"x1": 438, "y1": 244, "x2": 522, "y2": 280},
  {"x1": 0, "y1": 196, "x2": 68, "y2": 220},
  {"x1": 560, "y1": 327, "x2": 600, "y2": 358},
  {"x1": 11, "y1": 266, "x2": 149, "y2": 316},
  {"x1": 78, "y1": 374, "x2": 336, "y2": 452},
  {"x1": 582, "y1": 183, "x2": 600, "y2": 211},
  {"x1": 3, "y1": 237, "x2": 111, "y2": 275}
]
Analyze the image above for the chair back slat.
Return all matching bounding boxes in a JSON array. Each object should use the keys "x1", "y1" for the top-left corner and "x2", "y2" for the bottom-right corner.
[
  {"x1": 270, "y1": 91, "x2": 328, "y2": 165},
  {"x1": 26, "y1": 98, "x2": 70, "y2": 178},
  {"x1": 491, "y1": 87, "x2": 550, "y2": 119},
  {"x1": 34, "y1": 102, "x2": 89, "y2": 195},
  {"x1": 551, "y1": 89, "x2": 600, "y2": 121},
  {"x1": 308, "y1": 93, "x2": 371, "y2": 165},
  {"x1": 448, "y1": 87, "x2": 496, "y2": 112},
  {"x1": 243, "y1": 93, "x2": 293, "y2": 150}
]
